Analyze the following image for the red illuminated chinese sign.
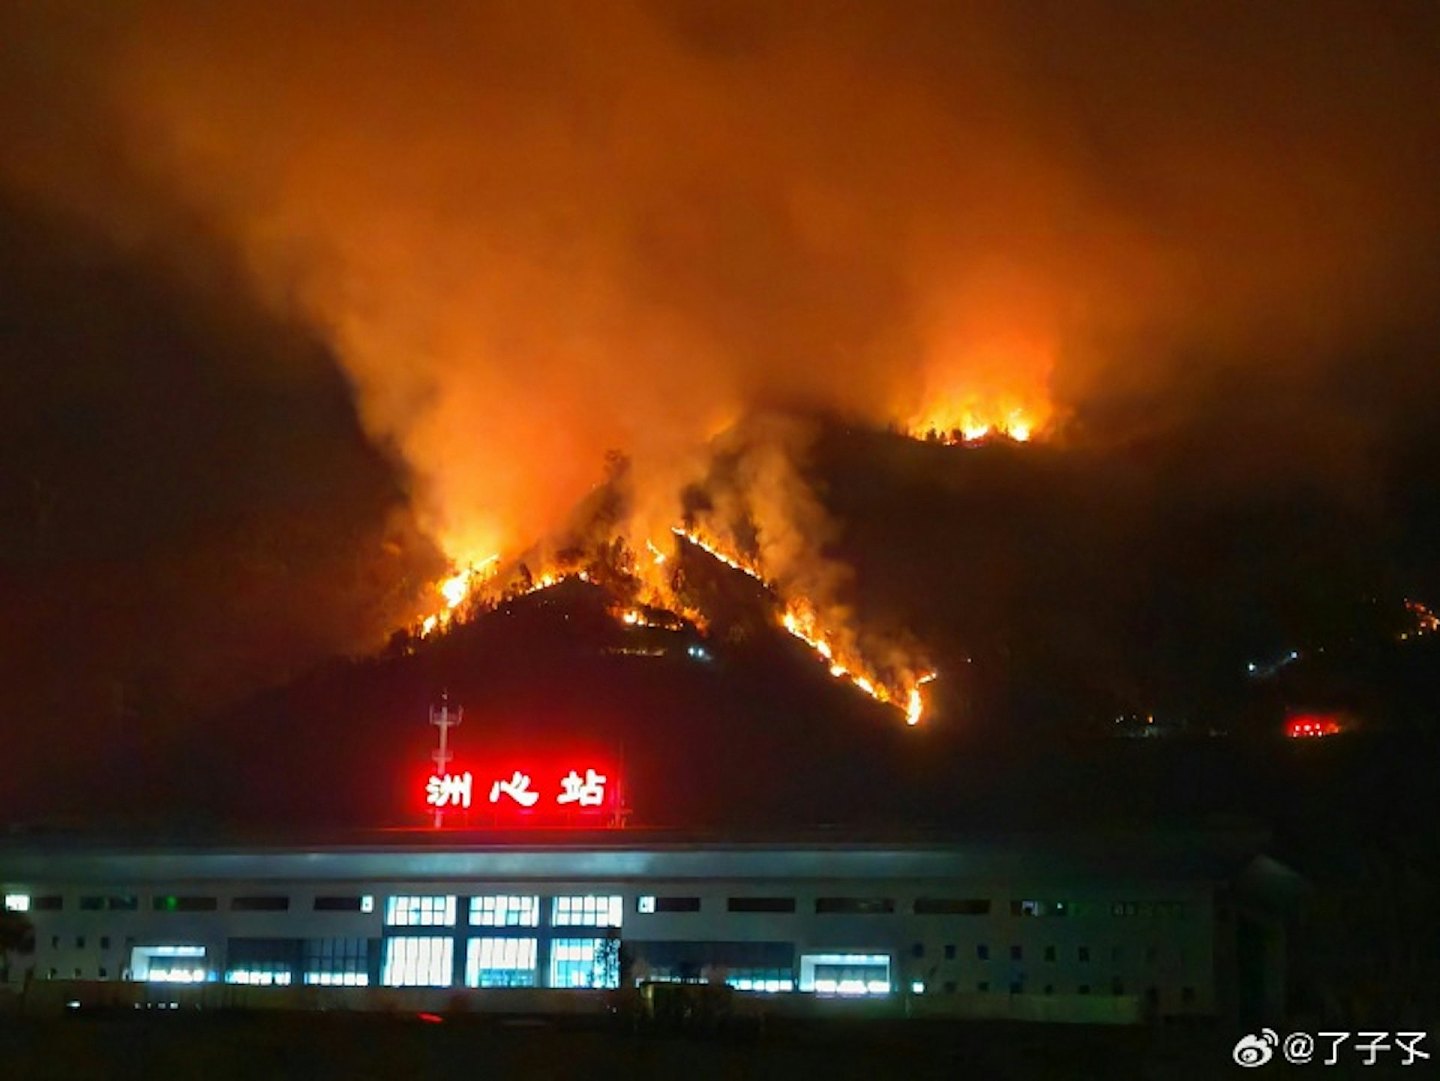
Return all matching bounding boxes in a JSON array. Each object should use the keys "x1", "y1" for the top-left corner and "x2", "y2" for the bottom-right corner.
[{"x1": 424, "y1": 764, "x2": 615, "y2": 817}]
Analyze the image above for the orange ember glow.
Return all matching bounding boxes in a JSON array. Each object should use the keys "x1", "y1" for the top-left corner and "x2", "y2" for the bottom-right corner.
[{"x1": 1399, "y1": 598, "x2": 1439, "y2": 641}]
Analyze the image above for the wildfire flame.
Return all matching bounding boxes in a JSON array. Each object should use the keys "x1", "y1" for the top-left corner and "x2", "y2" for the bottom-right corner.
[
  {"x1": 417, "y1": 554, "x2": 499, "y2": 637},
  {"x1": 674, "y1": 528, "x2": 938, "y2": 726},
  {"x1": 671, "y1": 525, "x2": 767, "y2": 583},
  {"x1": 617, "y1": 606, "x2": 689, "y2": 632},
  {"x1": 406, "y1": 497, "x2": 939, "y2": 728},
  {"x1": 780, "y1": 602, "x2": 938, "y2": 725},
  {"x1": 908, "y1": 405, "x2": 1041, "y2": 446},
  {"x1": 416, "y1": 546, "x2": 701, "y2": 644}
]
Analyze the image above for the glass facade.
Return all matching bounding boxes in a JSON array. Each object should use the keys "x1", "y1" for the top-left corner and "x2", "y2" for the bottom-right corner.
[
  {"x1": 549, "y1": 937, "x2": 620, "y2": 988},
  {"x1": 725, "y1": 968, "x2": 795, "y2": 993},
  {"x1": 131, "y1": 945, "x2": 208, "y2": 983},
  {"x1": 225, "y1": 938, "x2": 297, "y2": 986},
  {"x1": 381, "y1": 936, "x2": 454, "y2": 987},
  {"x1": 303, "y1": 937, "x2": 370, "y2": 986},
  {"x1": 384, "y1": 895, "x2": 456, "y2": 927},
  {"x1": 469, "y1": 895, "x2": 539, "y2": 927},
  {"x1": 798, "y1": 953, "x2": 891, "y2": 996},
  {"x1": 465, "y1": 937, "x2": 538, "y2": 988},
  {"x1": 225, "y1": 964, "x2": 291, "y2": 986},
  {"x1": 551, "y1": 895, "x2": 623, "y2": 928}
]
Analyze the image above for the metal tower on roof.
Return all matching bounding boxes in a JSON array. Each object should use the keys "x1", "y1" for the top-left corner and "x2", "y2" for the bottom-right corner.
[{"x1": 429, "y1": 691, "x2": 462, "y2": 828}]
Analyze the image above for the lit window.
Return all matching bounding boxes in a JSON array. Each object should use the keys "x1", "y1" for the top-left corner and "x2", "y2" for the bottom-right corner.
[
  {"x1": 1011, "y1": 899, "x2": 1071, "y2": 917},
  {"x1": 551, "y1": 895, "x2": 622, "y2": 928},
  {"x1": 130, "y1": 945, "x2": 207, "y2": 983},
  {"x1": 303, "y1": 937, "x2": 369, "y2": 986},
  {"x1": 384, "y1": 896, "x2": 456, "y2": 927},
  {"x1": 225, "y1": 939, "x2": 296, "y2": 986},
  {"x1": 4, "y1": 894, "x2": 30, "y2": 913},
  {"x1": 798, "y1": 953, "x2": 891, "y2": 996},
  {"x1": 469, "y1": 895, "x2": 539, "y2": 928},
  {"x1": 549, "y1": 937, "x2": 620, "y2": 989},
  {"x1": 724, "y1": 968, "x2": 795, "y2": 994},
  {"x1": 381, "y1": 936, "x2": 453, "y2": 987},
  {"x1": 225, "y1": 965, "x2": 293, "y2": 987},
  {"x1": 465, "y1": 937, "x2": 538, "y2": 988}
]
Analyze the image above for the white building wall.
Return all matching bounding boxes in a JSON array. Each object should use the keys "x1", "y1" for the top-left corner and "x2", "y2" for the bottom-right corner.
[{"x1": 2, "y1": 858, "x2": 1219, "y2": 1017}]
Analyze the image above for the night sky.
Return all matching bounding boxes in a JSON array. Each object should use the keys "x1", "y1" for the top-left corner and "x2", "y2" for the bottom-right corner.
[{"x1": 3, "y1": 2, "x2": 1440, "y2": 825}]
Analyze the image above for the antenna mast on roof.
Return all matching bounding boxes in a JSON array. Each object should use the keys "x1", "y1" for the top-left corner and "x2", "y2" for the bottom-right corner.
[{"x1": 429, "y1": 691, "x2": 463, "y2": 828}]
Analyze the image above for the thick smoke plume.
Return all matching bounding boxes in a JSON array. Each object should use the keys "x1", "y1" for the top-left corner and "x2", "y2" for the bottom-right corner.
[{"x1": 4, "y1": 1, "x2": 1440, "y2": 610}]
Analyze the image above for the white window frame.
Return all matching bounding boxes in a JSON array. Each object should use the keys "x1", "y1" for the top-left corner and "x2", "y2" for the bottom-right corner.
[
  {"x1": 551, "y1": 894, "x2": 623, "y2": 928},
  {"x1": 469, "y1": 895, "x2": 539, "y2": 928},
  {"x1": 384, "y1": 895, "x2": 456, "y2": 927}
]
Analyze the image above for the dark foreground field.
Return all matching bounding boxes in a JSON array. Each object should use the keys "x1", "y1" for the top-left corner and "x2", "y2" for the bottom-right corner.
[{"x1": 0, "y1": 1013, "x2": 1417, "y2": 1081}]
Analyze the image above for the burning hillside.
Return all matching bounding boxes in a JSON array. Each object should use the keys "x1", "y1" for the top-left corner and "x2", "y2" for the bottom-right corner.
[{"x1": 405, "y1": 418, "x2": 946, "y2": 728}]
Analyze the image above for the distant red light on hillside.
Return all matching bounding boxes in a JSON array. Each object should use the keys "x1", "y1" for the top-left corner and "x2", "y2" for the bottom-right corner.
[{"x1": 1285, "y1": 713, "x2": 1343, "y2": 739}]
